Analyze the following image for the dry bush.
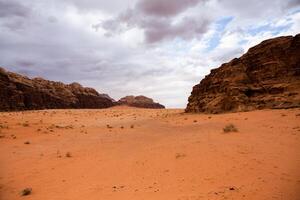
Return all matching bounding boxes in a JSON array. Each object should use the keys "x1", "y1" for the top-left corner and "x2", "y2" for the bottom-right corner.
[
  {"x1": 22, "y1": 122, "x2": 29, "y2": 127},
  {"x1": 223, "y1": 124, "x2": 238, "y2": 133},
  {"x1": 65, "y1": 152, "x2": 72, "y2": 158},
  {"x1": 21, "y1": 188, "x2": 32, "y2": 196}
]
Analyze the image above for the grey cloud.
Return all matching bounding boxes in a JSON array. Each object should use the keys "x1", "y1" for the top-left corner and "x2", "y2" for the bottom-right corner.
[
  {"x1": 0, "y1": 0, "x2": 29, "y2": 18},
  {"x1": 286, "y1": 0, "x2": 300, "y2": 8},
  {"x1": 64, "y1": 0, "x2": 137, "y2": 13},
  {"x1": 144, "y1": 16, "x2": 211, "y2": 43},
  {"x1": 99, "y1": 0, "x2": 211, "y2": 43},
  {"x1": 136, "y1": 0, "x2": 202, "y2": 17}
]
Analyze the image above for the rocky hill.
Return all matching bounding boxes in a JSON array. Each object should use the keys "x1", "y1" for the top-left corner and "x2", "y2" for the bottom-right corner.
[
  {"x1": 0, "y1": 67, "x2": 115, "y2": 111},
  {"x1": 118, "y1": 95, "x2": 165, "y2": 109},
  {"x1": 186, "y1": 34, "x2": 300, "y2": 113}
]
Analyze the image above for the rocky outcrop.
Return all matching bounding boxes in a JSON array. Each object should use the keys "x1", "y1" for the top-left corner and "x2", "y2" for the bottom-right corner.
[
  {"x1": 186, "y1": 34, "x2": 300, "y2": 113},
  {"x1": 118, "y1": 95, "x2": 165, "y2": 109},
  {"x1": 0, "y1": 67, "x2": 115, "y2": 111}
]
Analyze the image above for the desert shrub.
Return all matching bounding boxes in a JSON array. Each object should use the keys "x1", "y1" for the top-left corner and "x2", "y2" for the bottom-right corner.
[
  {"x1": 22, "y1": 122, "x2": 29, "y2": 127},
  {"x1": 175, "y1": 153, "x2": 186, "y2": 159},
  {"x1": 106, "y1": 124, "x2": 113, "y2": 129},
  {"x1": 21, "y1": 188, "x2": 32, "y2": 196},
  {"x1": 223, "y1": 124, "x2": 238, "y2": 133},
  {"x1": 65, "y1": 152, "x2": 72, "y2": 157}
]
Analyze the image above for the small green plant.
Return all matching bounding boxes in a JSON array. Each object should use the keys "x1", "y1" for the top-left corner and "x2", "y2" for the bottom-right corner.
[{"x1": 223, "y1": 124, "x2": 238, "y2": 133}]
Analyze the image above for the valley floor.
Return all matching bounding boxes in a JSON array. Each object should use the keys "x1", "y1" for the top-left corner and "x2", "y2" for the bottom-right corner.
[{"x1": 0, "y1": 107, "x2": 300, "y2": 200}]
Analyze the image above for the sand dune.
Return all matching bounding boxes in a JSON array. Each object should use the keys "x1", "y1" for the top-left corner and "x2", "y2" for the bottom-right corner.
[{"x1": 0, "y1": 107, "x2": 300, "y2": 199}]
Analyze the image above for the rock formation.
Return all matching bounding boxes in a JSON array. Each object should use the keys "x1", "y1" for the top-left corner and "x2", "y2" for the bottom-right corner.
[
  {"x1": 186, "y1": 34, "x2": 300, "y2": 113},
  {"x1": 118, "y1": 95, "x2": 165, "y2": 109},
  {"x1": 0, "y1": 67, "x2": 115, "y2": 111}
]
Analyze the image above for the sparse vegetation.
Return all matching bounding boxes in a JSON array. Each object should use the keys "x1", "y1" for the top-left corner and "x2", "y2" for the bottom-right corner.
[
  {"x1": 65, "y1": 152, "x2": 72, "y2": 158},
  {"x1": 24, "y1": 141, "x2": 30, "y2": 144},
  {"x1": 130, "y1": 125, "x2": 134, "y2": 129},
  {"x1": 0, "y1": 124, "x2": 9, "y2": 129},
  {"x1": 106, "y1": 124, "x2": 113, "y2": 129},
  {"x1": 175, "y1": 153, "x2": 186, "y2": 159},
  {"x1": 22, "y1": 122, "x2": 29, "y2": 127},
  {"x1": 21, "y1": 188, "x2": 32, "y2": 196},
  {"x1": 223, "y1": 124, "x2": 238, "y2": 133}
]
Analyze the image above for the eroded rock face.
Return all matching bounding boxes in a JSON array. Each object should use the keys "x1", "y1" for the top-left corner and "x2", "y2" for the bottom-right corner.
[
  {"x1": 186, "y1": 34, "x2": 300, "y2": 113},
  {"x1": 118, "y1": 95, "x2": 165, "y2": 109},
  {"x1": 0, "y1": 68, "x2": 115, "y2": 111}
]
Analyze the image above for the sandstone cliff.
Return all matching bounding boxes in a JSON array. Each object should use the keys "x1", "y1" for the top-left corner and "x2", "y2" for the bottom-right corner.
[
  {"x1": 118, "y1": 95, "x2": 165, "y2": 109},
  {"x1": 0, "y1": 67, "x2": 115, "y2": 111},
  {"x1": 186, "y1": 34, "x2": 300, "y2": 113}
]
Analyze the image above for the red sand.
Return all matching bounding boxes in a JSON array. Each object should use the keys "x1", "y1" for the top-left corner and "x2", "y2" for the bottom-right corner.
[{"x1": 0, "y1": 107, "x2": 300, "y2": 199}]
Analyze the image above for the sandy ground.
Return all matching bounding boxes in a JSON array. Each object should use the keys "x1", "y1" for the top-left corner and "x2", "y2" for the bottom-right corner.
[{"x1": 0, "y1": 106, "x2": 300, "y2": 200}]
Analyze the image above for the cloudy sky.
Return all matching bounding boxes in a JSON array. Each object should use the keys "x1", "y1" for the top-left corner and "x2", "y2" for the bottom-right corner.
[{"x1": 0, "y1": 0, "x2": 300, "y2": 108}]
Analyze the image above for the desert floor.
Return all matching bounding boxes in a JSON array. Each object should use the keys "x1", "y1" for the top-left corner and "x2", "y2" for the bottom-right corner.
[{"x1": 0, "y1": 107, "x2": 300, "y2": 200}]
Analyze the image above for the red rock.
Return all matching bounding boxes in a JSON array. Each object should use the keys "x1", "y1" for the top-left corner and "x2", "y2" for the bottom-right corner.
[
  {"x1": 118, "y1": 95, "x2": 165, "y2": 109},
  {"x1": 0, "y1": 68, "x2": 115, "y2": 111},
  {"x1": 186, "y1": 34, "x2": 300, "y2": 113}
]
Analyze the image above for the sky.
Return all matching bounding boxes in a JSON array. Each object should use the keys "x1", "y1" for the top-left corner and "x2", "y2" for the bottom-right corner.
[{"x1": 0, "y1": 0, "x2": 300, "y2": 108}]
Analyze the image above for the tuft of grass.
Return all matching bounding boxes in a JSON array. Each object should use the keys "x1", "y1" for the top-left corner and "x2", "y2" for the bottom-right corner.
[
  {"x1": 106, "y1": 124, "x2": 113, "y2": 129},
  {"x1": 22, "y1": 122, "x2": 29, "y2": 127},
  {"x1": 130, "y1": 125, "x2": 134, "y2": 129},
  {"x1": 65, "y1": 152, "x2": 72, "y2": 158},
  {"x1": 21, "y1": 188, "x2": 32, "y2": 196},
  {"x1": 175, "y1": 153, "x2": 186, "y2": 159},
  {"x1": 0, "y1": 124, "x2": 9, "y2": 129},
  {"x1": 24, "y1": 141, "x2": 30, "y2": 145},
  {"x1": 223, "y1": 124, "x2": 238, "y2": 133}
]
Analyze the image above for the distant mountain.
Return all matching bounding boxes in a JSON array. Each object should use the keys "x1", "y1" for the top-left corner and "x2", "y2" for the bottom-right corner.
[
  {"x1": 0, "y1": 67, "x2": 115, "y2": 111},
  {"x1": 118, "y1": 95, "x2": 165, "y2": 109},
  {"x1": 186, "y1": 34, "x2": 300, "y2": 113}
]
